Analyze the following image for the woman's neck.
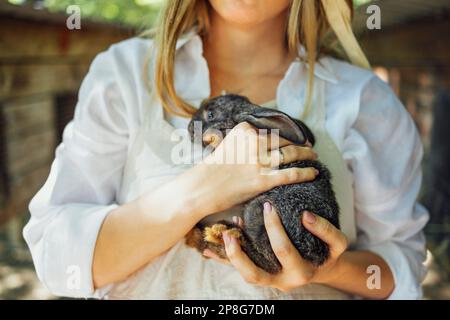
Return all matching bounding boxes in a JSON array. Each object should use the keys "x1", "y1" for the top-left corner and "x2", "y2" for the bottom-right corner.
[{"x1": 203, "y1": 9, "x2": 292, "y2": 78}]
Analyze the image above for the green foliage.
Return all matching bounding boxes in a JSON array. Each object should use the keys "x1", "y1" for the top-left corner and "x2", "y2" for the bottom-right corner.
[
  {"x1": 47, "y1": 0, "x2": 164, "y2": 28},
  {"x1": 7, "y1": 0, "x2": 371, "y2": 28},
  {"x1": 353, "y1": 0, "x2": 372, "y2": 7},
  {"x1": 8, "y1": 0, "x2": 164, "y2": 28}
]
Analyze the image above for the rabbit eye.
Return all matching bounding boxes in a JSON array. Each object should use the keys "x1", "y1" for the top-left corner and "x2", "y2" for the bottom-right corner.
[{"x1": 207, "y1": 110, "x2": 215, "y2": 120}]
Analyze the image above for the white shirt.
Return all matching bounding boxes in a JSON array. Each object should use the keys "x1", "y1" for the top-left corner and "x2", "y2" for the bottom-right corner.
[{"x1": 23, "y1": 33, "x2": 429, "y2": 299}]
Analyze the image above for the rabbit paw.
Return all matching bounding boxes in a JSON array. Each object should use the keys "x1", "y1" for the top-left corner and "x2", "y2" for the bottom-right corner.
[
  {"x1": 227, "y1": 228, "x2": 242, "y2": 239},
  {"x1": 185, "y1": 227, "x2": 204, "y2": 249},
  {"x1": 204, "y1": 224, "x2": 227, "y2": 244},
  {"x1": 204, "y1": 223, "x2": 242, "y2": 245}
]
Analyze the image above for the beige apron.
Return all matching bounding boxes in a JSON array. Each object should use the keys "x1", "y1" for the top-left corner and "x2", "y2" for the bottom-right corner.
[{"x1": 105, "y1": 76, "x2": 357, "y2": 300}]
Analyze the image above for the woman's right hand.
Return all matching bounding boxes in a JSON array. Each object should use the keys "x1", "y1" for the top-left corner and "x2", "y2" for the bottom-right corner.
[
  {"x1": 93, "y1": 122, "x2": 317, "y2": 287},
  {"x1": 186, "y1": 121, "x2": 318, "y2": 218}
]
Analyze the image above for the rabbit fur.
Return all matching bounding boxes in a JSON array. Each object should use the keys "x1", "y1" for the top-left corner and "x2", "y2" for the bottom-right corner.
[{"x1": 185, "y1": 94, "x2": 340, "y2": 273}]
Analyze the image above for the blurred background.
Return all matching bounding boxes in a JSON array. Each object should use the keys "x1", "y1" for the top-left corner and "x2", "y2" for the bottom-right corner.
[{"x1": 0, "y1": 0, "x2": 449, "y2": 299}]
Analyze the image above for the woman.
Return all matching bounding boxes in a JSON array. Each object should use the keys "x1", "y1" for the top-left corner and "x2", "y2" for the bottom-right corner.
[{"x1": 24, "y1": 0, "x2": 428, "y2": 299}]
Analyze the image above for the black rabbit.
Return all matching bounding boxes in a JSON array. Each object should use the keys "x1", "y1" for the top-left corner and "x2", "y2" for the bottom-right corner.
[{"x1": 185, "y1": 94, "x2": 340, "y2": 273}]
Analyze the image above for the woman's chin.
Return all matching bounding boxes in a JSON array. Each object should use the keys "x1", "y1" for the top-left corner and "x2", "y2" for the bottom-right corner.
[{"x1": 208, "y1": 0, "x2": 290, "y2": 27}]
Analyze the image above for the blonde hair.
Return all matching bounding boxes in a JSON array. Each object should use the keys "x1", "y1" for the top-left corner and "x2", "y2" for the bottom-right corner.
[{"x1": 147, "y1": 0, "x2": 370, "y2": 118}]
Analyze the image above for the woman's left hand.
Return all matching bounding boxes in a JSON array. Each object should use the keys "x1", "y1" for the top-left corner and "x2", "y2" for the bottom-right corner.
[{"x1": 203, "y1": 202, "x2": 348, "y2": 292}]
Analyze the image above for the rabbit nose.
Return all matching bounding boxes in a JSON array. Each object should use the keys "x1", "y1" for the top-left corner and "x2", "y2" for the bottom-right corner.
[{"x1": 203, "y1": 132, "x2": 222, "y2": 148}]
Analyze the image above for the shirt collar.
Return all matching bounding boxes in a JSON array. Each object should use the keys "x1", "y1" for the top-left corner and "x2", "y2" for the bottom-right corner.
[
  {"x1": 177, "y1": 31, "x2": 339, "y2": 84},
  {"x1": 310, "y1": 58, "x2": 339, "y2": 84},
  {"x1": 173, "y1": 31, "x2": 339, "y2": 107},
  {"x1": 176, "y1": 29, "x2": 200, "y2": 50},
  {"x1": 297, "y1": 46, "x2": 339, "y2": 84}
]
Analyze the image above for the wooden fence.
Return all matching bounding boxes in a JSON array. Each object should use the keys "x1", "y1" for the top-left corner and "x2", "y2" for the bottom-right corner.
[{"x1": 0, "y1": 3, "x2": 133, "y2": 225}]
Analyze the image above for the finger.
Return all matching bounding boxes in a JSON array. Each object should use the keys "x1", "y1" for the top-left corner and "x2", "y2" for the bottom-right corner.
[
  {"x1": 223, "y1": 232, "x2": 273, "y2": 286},
  {"x1": 255, "y1": 129, "x2": 293, "y2": 150},
  {"x1": 263, "y1": 202, "x2": 310, "y2": 271},
  {"x1": 233, "y1": 121, "x2": 257, "y2": 135},
  {"x1": 232, "y1": 216, "x2": 244, "y2": 227},
  {"x1": 302, "y1": 211, "x2": 348, "y2": 257},
  {"x1": 267, "y1": 145, "x2": 317, "y2": 167},
  {"x1": 266, "y1": 167, "x2": 318, "y2": 188},
  {"x1": 203, "y1": 249, "x2": 230, "y2": 265},
  {"x1": 229, "y1": 122, "x2": 258, "y2": 147},
  {"x1": 233, "y1": 123, "x2": 294, "y2": 149},
  {"x1": 266, "y1": 135, "x2": 293, "y2": 150},
  {"x1": 203, "y1": 131, "x2": 223, "y2": 148}
]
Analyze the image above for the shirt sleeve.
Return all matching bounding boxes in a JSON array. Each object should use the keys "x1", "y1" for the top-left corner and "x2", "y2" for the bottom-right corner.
[
  {"x1": 343, "y1": 76, "x2": 429, "y2": 300},
  {"x1": 23, "y1": 48, "x2": 129, "y2": 298}
]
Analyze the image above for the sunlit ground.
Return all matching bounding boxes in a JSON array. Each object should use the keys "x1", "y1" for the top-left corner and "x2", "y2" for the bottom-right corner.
[
  {"x1": 423, "y1": 244, "x2": 450, "y2": 299},
  {"x1": 0, "y1": 248, "x2": 55, "y2": 300}
]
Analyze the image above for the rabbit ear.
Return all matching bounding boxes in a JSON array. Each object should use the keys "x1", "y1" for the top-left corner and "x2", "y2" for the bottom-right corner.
[{"x1": 233, "y1": 107, "x2": 315, "y2": 146}]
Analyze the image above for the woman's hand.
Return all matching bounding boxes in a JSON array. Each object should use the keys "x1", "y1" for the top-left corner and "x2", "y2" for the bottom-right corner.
[
  {"x1": 93, "y1": 121, "x2": 317, "y2": 288},
  {"x1": 187, "y1": 122, "x2": 318, "y2": 219},
  {"x1": 204, "y1": 203, "x2": 348, "y2": 292},
  {"x1": 205, "y1": 202, "x2": 395, "y2": 299}
]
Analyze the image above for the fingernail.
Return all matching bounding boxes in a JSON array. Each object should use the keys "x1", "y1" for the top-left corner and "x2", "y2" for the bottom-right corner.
[
  {"x1": 303, "y1": 211, "x2": 316, "y2": 224},
  {"x1": 232, "y1": 216, "x2": 238, "y2": 224},
  {"x1": 237, "y1": 217, "x2": 244, "y2": 226},
  {"x1": 263, "y1": 202, "x2": 272, "y2": 215},
  {"x1": 314, "y1": 169, "x2": 319, "y2": 176}
]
